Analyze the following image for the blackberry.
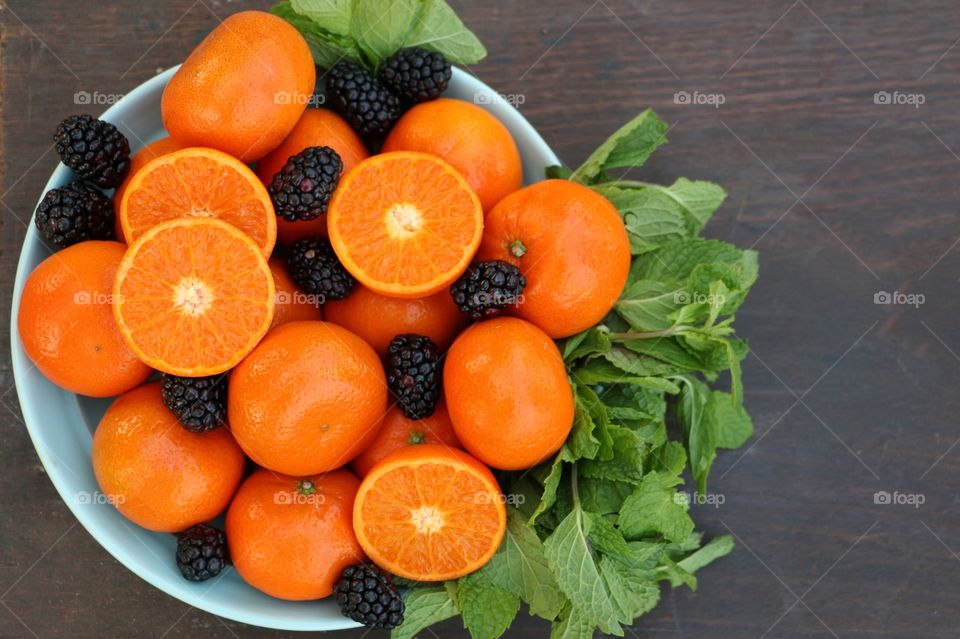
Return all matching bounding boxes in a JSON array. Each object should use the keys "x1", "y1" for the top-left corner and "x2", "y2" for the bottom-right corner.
[
  {"x1": 386, "y1": 334, "x2": 441, "y2": 419},
  {"x1": 176, "y1": 524, "x2": 228, "y2": 582},
  {"x1": 54, "y1": 114, "x2": 131, "y2": 188},
  {"x1": 326, "y1": 61, "x2": 401, "y2": 141},
  {"x1": 160, "y1": 373, "x2": 228, "y2": 433},
  {"x1": 450, "y1": 260, "x2": 526, "y2": 320},
  {"x1": 380, "y1": 48, "x2": 451, "y2": 103},
  {"x1": 333, "y1": 563, "x2": 404, "y2": 629},
  {"x1": 268, "y1": 146, "x2": 343, "y2": 222},
  {"x1": 287, "y1": 236, "x2": 354, "y2": 301},
  {"x1": 34, "y1": 181, "x2": 115, "y2": 248}
]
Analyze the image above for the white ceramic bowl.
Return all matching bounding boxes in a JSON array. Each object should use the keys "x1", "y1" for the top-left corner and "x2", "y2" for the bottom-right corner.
[{"x1": 10, "y1": 66, "x2": 560, "y2": 631}]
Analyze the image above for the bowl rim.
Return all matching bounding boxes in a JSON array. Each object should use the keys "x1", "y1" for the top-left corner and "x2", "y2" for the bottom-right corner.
[{"x1": 10, "y1": 65, "x2": 560, "y2": 631}]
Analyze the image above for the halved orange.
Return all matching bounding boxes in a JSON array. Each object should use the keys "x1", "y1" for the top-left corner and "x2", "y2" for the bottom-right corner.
[
  {"x1": 327, "y1": 151, "x2": 483, "y2": 298},
  {"x1": 119, "y1": 146, "x2": 277, "y2": 256},
  {"x1": 353, "y1": 444, "x2": 506, "y2": 581},
  {"x1": 113, "y1": 218, "x2": 275, "y2": 376}
]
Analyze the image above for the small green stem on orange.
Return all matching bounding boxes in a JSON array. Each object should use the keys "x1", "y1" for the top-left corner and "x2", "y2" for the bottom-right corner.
[
  {"x1": 297, "y1": 480, "x2": 317, "y2": 496},
  {"x1": 509, "y1": 239, "x2": 528, "y2": 258},
  {"x1": 407, "y1": 430, "x2": 426, "y2": 445}
]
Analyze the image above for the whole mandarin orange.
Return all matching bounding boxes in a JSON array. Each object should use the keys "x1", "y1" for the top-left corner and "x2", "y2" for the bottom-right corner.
[
  {"x1": 18, "y1": 241, "x2": 152, "y2": 397},
  {"x1": 383, "y1": 98, "x2": 522, "y2": 211},
  {"x1": 323, "y1": 284, "x2": 467, "y2": 356},
  {"x1": 256, "y1": 109, "x2": 370, "y2": 245},
  {"x1": 161, "y1": 11, "x2": 315, "y2": 162},
  {"x1": 444, "y1": 317, "x2": 573, "y2": 470},
  {"x1": 228, "y1": 321, "x2": 387, "y2": 475},
  {"x1": 92, "y1": 382, "x2": 246, "y2": 532},
  {"x1": 478, "y1": 179, "x2": 631, "y2": 338},
  {"x1": 226, "y1": 468, "x2": 364, "y2": 600},
  {"x1": 350, "y1": 400, "x2": 461, "y2": 478}
]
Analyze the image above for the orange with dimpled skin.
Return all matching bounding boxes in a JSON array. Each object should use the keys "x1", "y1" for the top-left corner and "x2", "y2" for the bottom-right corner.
[
  {"x1": 161, "y1": 10, "x2": 315, "y2": 162},
  {"x1": 443, "y1": 317, "x2": 574, "y2": 470},
  {"x1": 92, "y1": 382, "x2": 246, "y2": 533},
  {"x1": 226, "y1": 468, "x2": 364, "y2": 600},
  {"x1": 227, "y1": 321, "x2": 388, "y2": 476},
  {"x1": 18, "y1": 241, "x2": 151, "y2": 397},
  {"x1": 477, "y1": 179, "x2": 631, "y2": 339}
]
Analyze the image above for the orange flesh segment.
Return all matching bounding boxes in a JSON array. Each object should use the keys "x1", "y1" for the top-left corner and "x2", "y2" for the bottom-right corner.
[
  {"x1": 328, "y1": 152, "x2": 483, "y2": 298},
  {"x1": 120, "y1": 147, "x2": 276, "y2": 256},
  {"x1": 114, "y1": 218, "x2": 275, "y2": 376},
  {"x1": 355, "y1": 456, "x2": 504, "y2": 580}
]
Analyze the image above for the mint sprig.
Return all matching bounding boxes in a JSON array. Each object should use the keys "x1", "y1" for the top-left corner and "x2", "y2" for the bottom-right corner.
[
  {"x1": 394, "y1": 109, "x2": 758, "y2": 639},
  {"x1": 271, "y1": 0, "x2": 487, "y2": 70}
]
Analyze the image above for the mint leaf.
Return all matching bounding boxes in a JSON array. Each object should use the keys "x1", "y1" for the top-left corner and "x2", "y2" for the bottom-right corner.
[
  {"x1": 481, "y1": 509, "x2": 567, "y2": 620},
  {"x1": 592, "y1": 179, "x2": 726, "y2": 255},
  {"x1": 351, "y1": 0, "x2": 418, "y2": 65},
  {"x1": 392, "y1": 586, "x2": 458, "y2": 639},
  {"x1": 404, "y1": 0, "x2": 487, "y2": 65},
  {"x1": 550, "y1": 605, "x2": 596, "y2": 639},
  {"x1": 577, "y1": 476, "x2": 634, "y2": 515},
  {"x1": 599, "y1": 556, "x2": 661, "y2": 620},
  {"x1": 584, "y1": 512, "x2": 633, "y2": 562},
  {"x1": 272, "y1": 1, "x2": 362, "y2": 67},
  {"x1": 571, "y1": 109, "x2": 669, "y2": 184},
  {"x1": 678, "y1": 535, "x2": 735, "y2": 574},
  {"x1": 676, "y1": 377, "x2": 753, "y2": 493},
  {"x1": 291, "y1": 0, "x2": 353, "y2": 35},
  {"x1": 655, "y1": 555, "x2": 697, "y2": 590},
  {"x1": 543, "y1": 502, "x2": 622, "y2": 635},
  {"x1": 458, "y1": 573, "x2": 520, "y2": 639},
  {"x1": 619, "y1": 472, "x2": 694, "y2": 543},
  {"x1": 580, "y1": 426, "x2": 645, "y2": 484}
]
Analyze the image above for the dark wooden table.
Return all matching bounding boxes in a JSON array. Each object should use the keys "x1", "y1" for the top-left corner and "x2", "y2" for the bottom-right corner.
[{"x1": 3, "y1": 1, "x2": 959, "y2": 637}]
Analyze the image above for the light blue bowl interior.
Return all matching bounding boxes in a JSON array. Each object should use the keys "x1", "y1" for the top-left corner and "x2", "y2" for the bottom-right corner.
[{"x1": 9, "y1": 67, "x2": 560, "y2": 631}]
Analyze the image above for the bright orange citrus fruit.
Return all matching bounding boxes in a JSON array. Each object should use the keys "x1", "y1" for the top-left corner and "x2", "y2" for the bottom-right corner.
[
  {"x1": 478, "y1": 179, "x2": 631, "y2": 338},
  {"x1": 161, "y1": 10, "x2": 315, "y2": 162},
  {"x1": 383, "y1": 98, "x2": 522, "y2": 211},
  {"x1": 444, "y1": 317, "x2": 574, "y2": 470},
  {"x1": 267, "y1": 258, "x2": 323, "y2": 329},
  {"x1": 353, "y1": 445, "x2": 506, "y2": 581},
  {"x1": 257, "y1": 109, "x2": 370, "y2": 244},
  {"x1": 327, "y1": 151, "x2": 483, "y2": 298},
  {"x1": 114, "y1": 136, "x2": 185, "y2": 241},
  {"x1": 119, "y1": 146, "x2": 276, "y2": 256},
  {"x1": 228, "y1": 321, "x2": 387, "y2": 476},
  {"x1": 92, "y1": 382, "x2": 246, "y2": 532},
  {"x1": 226, "y1": 468, "x2": 364, "y2": 600},
  {"x1": 350, "y1": 400, "x2": 461, "y2": 478},
  {"x1": 112, "y1": 218, "x2": 275, "y2": 376},
  {"x1": 323, "y1": 284, "x2": 467, "y2": 356},
  {"x1": 18, "y1": 241, "x2": 152, "y2": 397}
]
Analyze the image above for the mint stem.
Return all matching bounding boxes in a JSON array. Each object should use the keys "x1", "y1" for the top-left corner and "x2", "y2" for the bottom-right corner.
[{"x1": 609, "y1": 326, "x2": 692, "y2": 340}]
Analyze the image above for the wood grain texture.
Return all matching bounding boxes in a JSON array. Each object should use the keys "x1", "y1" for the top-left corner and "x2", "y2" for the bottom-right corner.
[{"x1": 3, "y1": 1, "x2": 960, "y2": 637}]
